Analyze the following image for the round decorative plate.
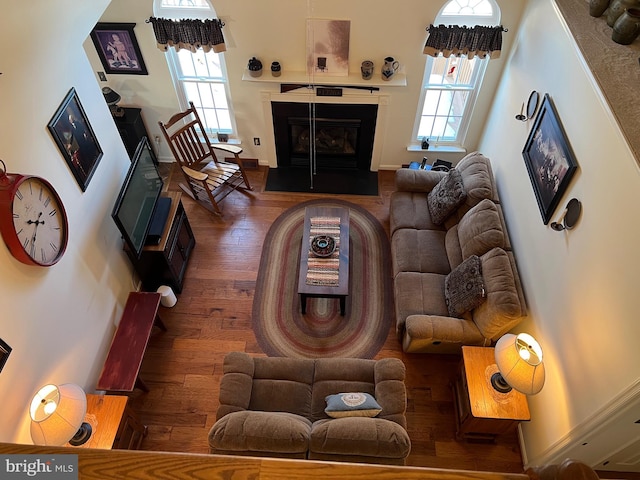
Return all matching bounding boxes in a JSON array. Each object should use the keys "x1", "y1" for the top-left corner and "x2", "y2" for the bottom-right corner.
[
  {"x1": 527, "y1": 90, "x2": 539, "y2": 119},
  {"x1": 311, "y1": 235, "x2": 336, "y2": 257}
]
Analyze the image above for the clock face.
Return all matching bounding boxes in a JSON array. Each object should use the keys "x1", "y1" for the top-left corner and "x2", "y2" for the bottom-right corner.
[{"x1": 11, "y1": 177, "x2": 67, "y2": 266}]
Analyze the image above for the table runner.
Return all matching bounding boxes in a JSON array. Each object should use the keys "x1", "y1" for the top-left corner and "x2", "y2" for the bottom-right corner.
[{"x1": 306, "y1": 216, "x2": 340, "y2": 286}]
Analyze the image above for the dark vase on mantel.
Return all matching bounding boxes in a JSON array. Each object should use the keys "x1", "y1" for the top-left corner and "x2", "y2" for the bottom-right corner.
[
  {"x1": 612, "y1": 7, "x2": 640, "y2": 44},
  {"x1": 607, "y1": 0, "x2": 640, "y2": 27},
  {"x1": 589, "y1": 0, "x2": 610, "y2": 17}
]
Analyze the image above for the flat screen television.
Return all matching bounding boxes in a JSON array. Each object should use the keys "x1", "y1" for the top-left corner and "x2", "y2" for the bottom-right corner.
[{"x1": 111, "y1": 137, "x2": 165, "y2": 259}]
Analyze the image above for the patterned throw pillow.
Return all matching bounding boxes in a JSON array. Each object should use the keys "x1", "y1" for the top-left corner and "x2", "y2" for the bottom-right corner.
[
  {"x1": 324, "y1": 392, "x2": 382, "y2": 418},
  {"x1": 444, "y1": 254, "x2": 486, "y2": 317},
  {"x1": 427, "y1": 168, "x2": 467, "y2": 225}
]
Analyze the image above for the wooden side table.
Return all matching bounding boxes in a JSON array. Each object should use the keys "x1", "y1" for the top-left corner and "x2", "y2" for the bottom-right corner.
[
  {"x1": 77, "y1": 394, "x2": 147, "y2": 450},
  {"x1": 452, "y1": 346, "x2": 530, "y2": 440}
]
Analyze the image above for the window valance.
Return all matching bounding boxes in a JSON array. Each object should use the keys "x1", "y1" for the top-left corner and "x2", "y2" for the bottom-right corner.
[
  {"x1": 423, "y1": 24, "x2": 505, "y2": 59},
  {"x1": 147, "y1": 17, "x2": 226, "y2": 53}
]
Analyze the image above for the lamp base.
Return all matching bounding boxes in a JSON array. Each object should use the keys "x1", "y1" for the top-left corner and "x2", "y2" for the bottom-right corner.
[
  {"x1": 68, "y1": 422, "x2": 92, "y2": 446},
  {"x1": 490, "y1": 372, "x2": 513, "y2": 393},
  {"x1": 109, "y1": 105, "x2": 125, "y2": 118}
]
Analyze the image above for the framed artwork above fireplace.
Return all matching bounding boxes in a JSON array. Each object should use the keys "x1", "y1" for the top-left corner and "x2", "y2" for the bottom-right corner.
[{"x1": 306, "y1": 19, "x2": 351, "y2": 77}]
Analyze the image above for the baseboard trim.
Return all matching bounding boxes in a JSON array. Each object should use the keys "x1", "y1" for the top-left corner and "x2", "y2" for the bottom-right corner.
[{"x1": 523, "y1": 378, "x2": 640, "y2": 469}]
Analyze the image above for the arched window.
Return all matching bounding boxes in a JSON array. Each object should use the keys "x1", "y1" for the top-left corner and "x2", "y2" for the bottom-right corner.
[
  {"x1": 412, "y1": 0, "x2": 500, "y2": 148},
  {"x1": 153, "y1": 0, "x2": 236, "y2": 136}
]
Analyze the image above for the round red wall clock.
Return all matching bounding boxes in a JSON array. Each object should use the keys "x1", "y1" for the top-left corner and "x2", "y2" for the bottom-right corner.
[{"x1": 0, "y1": 160, "x2": 69, "y2": 266}]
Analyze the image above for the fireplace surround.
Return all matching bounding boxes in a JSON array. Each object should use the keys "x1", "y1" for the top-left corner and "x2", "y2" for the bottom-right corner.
[{"x1": 272, "y1": 102, "x2": 378, "y2": 171}]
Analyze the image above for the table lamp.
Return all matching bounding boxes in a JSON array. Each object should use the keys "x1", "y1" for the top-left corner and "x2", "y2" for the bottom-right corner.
[
  {"x1": 492, "y1": 333, "x2": 545, "y2": 395},
  {"x1": 102, "y1": 87, "x2": 124, "y2": 117},
  {"x1": 29, "y1": 383, "x2": 92, "y2": 446}
]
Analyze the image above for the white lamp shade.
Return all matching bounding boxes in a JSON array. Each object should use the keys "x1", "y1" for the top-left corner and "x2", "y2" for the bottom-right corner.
[
  {"x1": 494, "y1": 333, "x2": 546, "y2": 395},
  {"x1": 29, "y1": 383, "x2": 87, "y2": 446}
]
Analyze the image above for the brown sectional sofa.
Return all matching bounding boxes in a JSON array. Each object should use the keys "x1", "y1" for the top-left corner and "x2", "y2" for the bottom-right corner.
[
  {"x1": 209, "y1": 352, "x2": 411, "y2": 465},
  {"x1": 390, "y1": 152, "x2": 527, "y2": 354}
]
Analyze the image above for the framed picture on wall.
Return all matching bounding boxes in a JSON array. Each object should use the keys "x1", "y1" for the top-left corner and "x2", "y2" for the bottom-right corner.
[
  {"x1": 90, "y1": 22, "x2": 148, "y2": 75},
  {"x1": 0, "y1": 338, "x2": 11, "y2": 374},
  {"x1": 306, "y1": 19, "x2": 350, "y2": 76},
  {"x1": 48, "y1": 88, "x2": 103, "y2": 192},
  {"x1": 522, "y1": 94, "x2": 578, "y2": 224}
]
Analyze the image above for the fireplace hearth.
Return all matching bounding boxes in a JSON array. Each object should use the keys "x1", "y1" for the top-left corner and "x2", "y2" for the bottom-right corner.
[{"x1": 272, "y1": 102, "x2": 377, "y2": 171}]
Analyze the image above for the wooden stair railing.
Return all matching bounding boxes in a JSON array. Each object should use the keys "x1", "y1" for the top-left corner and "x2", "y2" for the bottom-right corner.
[{"x1": 0, "y1": 443, "x2": 599, "y2": 480}]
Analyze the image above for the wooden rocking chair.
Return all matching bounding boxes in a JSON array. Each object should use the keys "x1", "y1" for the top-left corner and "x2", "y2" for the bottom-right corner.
[{"x1": 158, "y1": 102, "x2": 252, "y2": 216}]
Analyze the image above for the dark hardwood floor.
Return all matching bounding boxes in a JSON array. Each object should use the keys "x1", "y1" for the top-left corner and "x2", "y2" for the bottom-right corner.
[{"x1": 129, "y1": 164, "x2": 525, "y2": 473}]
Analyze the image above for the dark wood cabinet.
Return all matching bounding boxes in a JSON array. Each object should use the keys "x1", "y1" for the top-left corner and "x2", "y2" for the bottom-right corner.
[
  {"x1": 127, "y1": 191, "x2": 195, "y2": 293},
  {"x1": 114, "y1": 107, "x2": 157, "y2": 164}
]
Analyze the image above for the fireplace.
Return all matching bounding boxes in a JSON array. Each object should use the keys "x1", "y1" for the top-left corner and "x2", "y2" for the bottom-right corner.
[{"x1": 272, "y1": 102, "x2": 378, "y2": 171}]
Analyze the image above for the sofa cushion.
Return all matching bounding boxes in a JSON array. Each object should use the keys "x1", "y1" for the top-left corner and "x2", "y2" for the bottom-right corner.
[
  {"x1": 443, "y1": 152, "x2": 498, "y2": 228},
  {"x1": 311, "y1": 357, "x2": 376, "y2": 421},
  {"x1": 390, "y1": 191, "x2": 445, "y2": 234},
  {"x1": 457, "y1": 199, "x2": 505, "y2": 259},
  {"x1": 394, "y1": 168, "x2": 447, "y2": 192},
  {"x1": 444, "y1": 255, "x2": 486, "y2": 317},
  {"x1": 209, "y1": 411, "x2": 311, "y2": 454},
  {"x1": 472, "y1": 248, "x2": 524, "y2": 340},
  {"x1": 445, "y1": 225, "x2": 464, "y2": 270},
  {"x1": 394, "y1": 271, "x2": 451, "y2": 334},
  {"x1": 374, "y1": 359, "x2": 408, "y2": 427},
  {"x1": 310, "y1": 417, "x2": 411, "y2": 459},
  {"x1": 249, "y1": 356, "x2": 315, "y2": 417},
  {"x1": 391, "y1": 228, "x2": 449, "y2": 276},
  {"x1": 457, "y1": 151, "x2": 497, "y2": 203},
  {"x1": 427, "y1": 168, "x2": 467, "y2": 225},
  {"x1": 325, "y1": 392, "x2": 382, "y2": 418}
]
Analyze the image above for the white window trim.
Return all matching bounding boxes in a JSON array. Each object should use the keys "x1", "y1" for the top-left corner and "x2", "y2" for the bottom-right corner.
[
  {"x1": 164, "y1": 50, "x2": 238, "y2": 137},
  {"x1": 410, "y1": 0, "x2": 500, "y2": 151},
  {"x1": 153, "y1": 0, "x2": 238, "y2": 139}
]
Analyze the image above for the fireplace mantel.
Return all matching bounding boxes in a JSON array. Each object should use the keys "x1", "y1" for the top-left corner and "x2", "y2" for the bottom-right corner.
[{"x1": 242, "y1": 70, "x2": 407, "y2": 88}]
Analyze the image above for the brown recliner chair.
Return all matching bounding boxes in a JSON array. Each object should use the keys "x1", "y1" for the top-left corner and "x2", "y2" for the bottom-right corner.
[{"x1": 208, "y1": 352, "x2": 411, "y2": 465}]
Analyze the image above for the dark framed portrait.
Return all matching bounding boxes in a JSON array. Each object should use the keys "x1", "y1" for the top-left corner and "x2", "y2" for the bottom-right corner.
[
  {"x1": 48, "y1": 88, "x2": 103, "y2": 192},
  {"x1": 0, "y1": 338, "x2": 11, "y2": 374},
  {"x1": 522, "y1": 94, "x2": 578, "y2": 224},
  {"x1": 90, "y1": 22, "x2": 148, "y2": 75}
]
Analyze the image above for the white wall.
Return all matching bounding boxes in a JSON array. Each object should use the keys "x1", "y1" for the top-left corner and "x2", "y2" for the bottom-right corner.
[
  {"x1": 0, "y1": 1, "x2": 135, "y2": 443},
  {"x1": 86, "y1": 0, "x2": 527, "y2": 168},
  {"x1": 479, "y1": 0, "x2": 640, "y2": 468},
  {"x1": 82, "y1": 0, "x2": 181, "y2": 162}
]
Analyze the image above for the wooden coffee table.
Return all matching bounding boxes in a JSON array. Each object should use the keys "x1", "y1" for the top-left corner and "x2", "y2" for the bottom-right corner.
[{"x1": 297, "y1": 206, "x2": 350, "y2": 315}]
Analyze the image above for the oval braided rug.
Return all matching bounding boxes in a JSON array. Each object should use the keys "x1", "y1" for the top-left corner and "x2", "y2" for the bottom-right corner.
[{"x1": 252, "y1": 199, "x2": 393, "y2": 358}]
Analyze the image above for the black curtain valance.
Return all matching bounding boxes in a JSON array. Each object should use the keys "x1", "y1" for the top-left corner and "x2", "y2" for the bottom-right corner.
[
  {"x1": 147, "y1": 17, "x2": 226, "y2": 53},
  {"x1": 423, "y1": 24, "x2": 506, "y2": 59}
]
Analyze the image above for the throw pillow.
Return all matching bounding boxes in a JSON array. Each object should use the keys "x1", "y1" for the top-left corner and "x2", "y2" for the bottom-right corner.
[
  {"x1": 427, "y1": 168, "x2": 467, "y2": 225},
  {"x1": 325, "y1": 392, "x2": 382, "y2": 418},
  {"x1": 457, "y1": 199, "x2": 505, "y2": 259},
  {"x1": 444, "y1": 254, "x2": 486, "y2": 317}
]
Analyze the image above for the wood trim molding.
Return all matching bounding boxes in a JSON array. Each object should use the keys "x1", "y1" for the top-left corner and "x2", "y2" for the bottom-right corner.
[{"x1": 0, "y1": 443, "x2": 530, "y2": 480}]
